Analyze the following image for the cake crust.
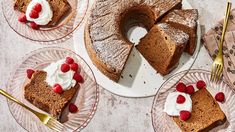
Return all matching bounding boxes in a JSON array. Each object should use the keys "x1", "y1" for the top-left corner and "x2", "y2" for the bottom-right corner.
[
  {"x1": 173, "y1": 88, "x2": 226, "y2": 132},
  {"x1": 162, "y1": 9, "x2": 198, "y2": 55},
  {"x1": 14, "y1": 0, "x2": 71, "y2": 26},
  {"x1": 24, "y1": 71, "x2": 79, "y2": 120}
]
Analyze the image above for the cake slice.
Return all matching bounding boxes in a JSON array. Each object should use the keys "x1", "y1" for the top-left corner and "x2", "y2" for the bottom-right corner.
[
  {"x1": 24, "y1": 70, "x2": 79, "y2": 120},
  {"x1": 136, "y1": 23, "x2": 189, "y2": 75},
  {"x1": 14, "y1": 0, "x2": 71, "y2": 26},
  {"x1": 173, "y1": 88, "x2": 226, "y2": 132},
  {"x1": 162, "y1": 9, "x2": 198, "y2": 55}
]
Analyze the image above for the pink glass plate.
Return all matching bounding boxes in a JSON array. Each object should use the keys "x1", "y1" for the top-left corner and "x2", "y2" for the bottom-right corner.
[
  {"x1": 2, "y1": 0, "x2": 89, "y2": 44},
  {"x1": 151, "y1": 69, "x2": 235, "y2": 132},
  {"x1": 7, "y1": 47, "x2": 99, "y2": 131}
]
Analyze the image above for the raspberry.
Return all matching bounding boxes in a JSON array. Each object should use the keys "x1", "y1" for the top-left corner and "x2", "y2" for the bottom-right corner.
[
  {"x1": 176, "y1": 95, "x2": 186, "y2": 104},
  {"x1": 215, "y1": 92, "x2": 225, "y2": 102},
  {"x1": 71, "y1": 63, "x2": 79, "y2": 71},
  {"x1": 180, "y1": 110, "x2": 191, "y2": 121},
  {"x1": 73, "y1": 72, "x2": 84, "y2": 83},
  {"x1": 18, "y1": 13, "x2": 27, "y2": 23},
  {"x1": 69, "y1": 103, "x2": 78, "y2": 113},
  {"x1": 29, "y1": 10, "x2": 39, "y2": 19},
  {"x1": 61, "y1": 63, "x2": 70, "y2": 73},
  {"x1": 26, "y1": 69, "x2": 35, "y2": 79},
  {"x1": 196, "y1": 80, "x2": 206, "y2": 89},
  {"x1": 186, "y1": 85, "x2": 195, "y2": 95},
  {"x1": 29, "y1": 22, "x2": 39, "y2": 30},
  {"x1": 53, "y1": 84, "x2": 63, "y2": 94},
  {"x1": 176, "y1": 82, "x2": 186, "y2": 93},
  {"x1": 65, "y1": 57, "x2": 74, "y2": 64},
  {"x1": 32, "y1": 3, "x2": 42, "y2": 12}
]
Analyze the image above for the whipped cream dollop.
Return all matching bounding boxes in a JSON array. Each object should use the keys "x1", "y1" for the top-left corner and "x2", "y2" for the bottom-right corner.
[
  {"x1": 163, "y1": 92, "x2": 192, "y2": 116},
  {"x1": 26, "y1": 0, "x2": 53, "y2": 25},
  {"x1": 44, "y1": 59, "x2": 76, "y2": 91}
]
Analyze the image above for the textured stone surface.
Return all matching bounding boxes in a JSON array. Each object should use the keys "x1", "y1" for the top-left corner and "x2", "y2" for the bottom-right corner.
[{"x1": 0, "y1": 0, "x2": 233, "y2": 131}]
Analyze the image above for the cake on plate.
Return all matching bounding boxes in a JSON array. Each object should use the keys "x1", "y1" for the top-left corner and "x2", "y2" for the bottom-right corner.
[
  {"x1": 164, "y1": 81, "x2": 226, "y2": 132},
  {"x1": 173, "y1": 88, "x2": 226, "y2": 132},
  {"x1": 136, "y1": 23, "x2": 189, "y2": 75},
  {"x1": 14, "y1": 0, "x2": 71, "y2": 26},
  {"x1": 24, "y1": 57, "x2": 83, "y2": 120},
  {"x1": 85, "y1": 0, "x2": 182, "y2": 82},
  {"x1": 162, "y1": 9, "x2": 198, "y2": 55}
]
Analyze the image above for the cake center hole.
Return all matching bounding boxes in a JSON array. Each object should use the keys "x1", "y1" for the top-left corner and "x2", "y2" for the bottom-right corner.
[
  {"x1": 120, "y1": 6, "x2": 155, "y2": 46},
  {"x1": 127, "y1": 25, "x2": 148, "y2": 45}
]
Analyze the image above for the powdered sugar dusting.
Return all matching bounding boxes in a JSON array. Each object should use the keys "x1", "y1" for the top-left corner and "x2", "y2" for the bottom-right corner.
[
  {"x1": 165, "y1": 9, "x2": 198, "y2": 28},
  {"x1": 158, "y1": 23, "x2": 189, "y2": 44}
]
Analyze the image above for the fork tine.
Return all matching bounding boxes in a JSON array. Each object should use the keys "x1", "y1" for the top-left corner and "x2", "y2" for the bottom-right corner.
[
  {"x1": 214, "y1": 64, "x2": 220, "y2": 82},
  {"x1": 50, "y1": 120, "x2": 63, "y2": 130},
  {"x1": 210, "y1": 64, "x2": 216, "y2": 81},
  {"x1": 46, "y1": 123, "x2": 61, "y2": 132},
  {"x1": 218, "y1": 68, "x2": 223, "y2": 79},
  {"x1": 50, "y1": 118, "x2": 64, "y2": 128},
  {"x1": 210, "y1": 66, "x2": 214, "y2": 81},
  {"x1": 48, "y1": 118, "x2": 64, "y2": 130},
  {"x1": 216, "y1": 66, "x2": 223, "y2": 82},
  {"x1": 215, "y1": 65, "x2": 223, "y2": 82}
]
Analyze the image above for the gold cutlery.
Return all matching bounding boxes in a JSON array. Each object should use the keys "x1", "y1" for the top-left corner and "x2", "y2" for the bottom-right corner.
[
  {"x1": 0, "y1": 89, "x2": 63, "y2": 132},
  {"x1": 210, "y1": 2, "x2": 232, "y2": 82}
]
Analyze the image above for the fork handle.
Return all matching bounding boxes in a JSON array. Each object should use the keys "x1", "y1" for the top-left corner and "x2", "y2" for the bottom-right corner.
[
  {"x1": 0, "y1": 89, "x2": 37, "y2": 114},
  {"x1": 219, "y1": 2, "x2": 232, "y2": 55}
]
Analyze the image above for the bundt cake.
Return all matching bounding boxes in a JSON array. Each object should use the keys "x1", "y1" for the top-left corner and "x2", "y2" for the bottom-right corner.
[
  {"x1": 85, "y1": 0, "x2": 182, "y2": 82},
  {"x1": 162, "y1": 9, "x2": 198, "y2": 55},
  {"x1": 173, "y1": 88, "x2": 226, "y2": 132},
  {"x1": 14, "y1": 0, "x2": 71, "y2": 26},
  {"x1": 136, "y1": 23, "x2": 189, "y2": 75}
]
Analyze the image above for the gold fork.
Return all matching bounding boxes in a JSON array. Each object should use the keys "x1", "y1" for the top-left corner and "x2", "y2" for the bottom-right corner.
[
  {"x1": 0, "y1": 89, "x2": 64, "y2": 132},
  {"x1": 211, "y1": 2, "x2": 232, "y2": 82}
]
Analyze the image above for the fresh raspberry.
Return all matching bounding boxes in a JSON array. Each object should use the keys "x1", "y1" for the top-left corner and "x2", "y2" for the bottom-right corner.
[
  {"x1": 176, "y1": 95, "x2": 186, "y2": 104},
  {"x1": 32, "y1": 3, "x2": 42, "y2": 12},
  {"x1": 53, "y1": 84, "x2": 63, "y2": 94},
  {"x1": 180, "y1": 110, "x2": 191, "y2": 121},
  {"x1": 70, "y1": 63, "x2": 79, "y2": 71},
  {"x1": 65, "y1": 57, "x2": 74, "y2": 64},
  {"x1": 69, "y1": 103, "x2": 78, "y2": 113},
  {"x1": 18, "y1": 13, "x2": 27, "y2": 23},
  {"x1": 186, "y1": 85, "x2": 195, "y2": 95},
  {"x1": 73, "y1": 72, "x2": 84, "y2": 83},
  {"x1": 176, "y1": 82, "x2": 186, "y2": 93},
  {"x1": 29, "y1": 10, "x2": 39, "y2": 19},
  {"x1": 61, "y1": 63, "x2": 70, "y2": 73},
  {"x1": 26, "y1": 69, "x2": 35, "y2": 79},
  {"x1": 29, "y1": 22, "x2": 39, "y2": 30},
  {"x1": 196, "y1": 80, "x2": 206, "y2": 89},
  {"x1": 215, "y1": 92, "x2": 225, "y2": 102}
]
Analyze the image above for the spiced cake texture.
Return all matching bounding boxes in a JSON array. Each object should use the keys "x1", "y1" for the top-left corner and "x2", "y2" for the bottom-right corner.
[
  {"x1": 173, "y1": 89, "x2": 226, "y2": 132},
  {"x1": 162, "y1": 9, "x2": 198, "y2": 55},
  {"x1": 136, "y1": 23, "x2": 189, "y2": 75},
  {"x1": 24, "y1": 71, "x2": 79, "y2": 120},
  {"x1": 14, "y1": 0, "x2": 71, "y2": 26},
  {"x1": 85, "y1": 0, "x2": 182, "y2": 82}
]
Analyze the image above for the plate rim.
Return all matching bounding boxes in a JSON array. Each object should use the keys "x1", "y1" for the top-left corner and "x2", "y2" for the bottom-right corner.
[
  {"x1": 6, "y1": 47, "x2": 99, "y2": 132},
  {"x1": 2, "y1": 0, "x2": 90, "y2": 44}
]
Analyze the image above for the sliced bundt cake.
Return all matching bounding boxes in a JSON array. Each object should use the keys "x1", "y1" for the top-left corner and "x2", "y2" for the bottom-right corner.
[{"x1": 136, "y1": 23, "x2": 189, "y2": 75}]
